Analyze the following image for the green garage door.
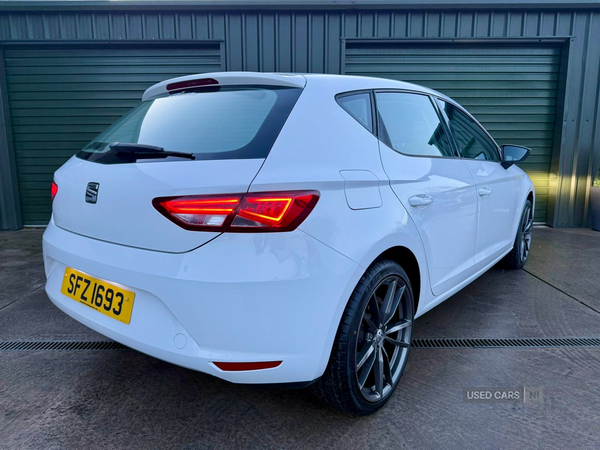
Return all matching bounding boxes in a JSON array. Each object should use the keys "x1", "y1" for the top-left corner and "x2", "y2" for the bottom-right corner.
[
  {"x1": 4, "y1": 45, "x2": 223, "y2": 225},
  {"x1": 345, "y1": 44, "x2": 561, "y2": 223}
]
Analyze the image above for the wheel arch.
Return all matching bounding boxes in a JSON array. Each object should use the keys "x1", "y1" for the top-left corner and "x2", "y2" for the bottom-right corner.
[
  {"x1": 375, "y1": 246, "x2": 421, "y2": 316},
  {"x1": 527, "y1": 190, "x2": 535, "y2": 211}
]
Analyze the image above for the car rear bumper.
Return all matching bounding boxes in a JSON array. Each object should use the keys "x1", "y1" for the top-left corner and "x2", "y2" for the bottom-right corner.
[{"x1": 42, "y1": 219, "x2": 360, "y2": 384}]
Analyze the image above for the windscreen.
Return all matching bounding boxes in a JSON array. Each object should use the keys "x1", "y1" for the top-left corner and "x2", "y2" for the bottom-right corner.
[{"x1": 77, "y1": 86, "x2": 302, "y2": 163}]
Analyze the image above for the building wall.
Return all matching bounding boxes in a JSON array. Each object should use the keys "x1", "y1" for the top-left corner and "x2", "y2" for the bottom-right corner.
[{"x1": 0, "y1": 8, "x2": 599, "y2": 228}]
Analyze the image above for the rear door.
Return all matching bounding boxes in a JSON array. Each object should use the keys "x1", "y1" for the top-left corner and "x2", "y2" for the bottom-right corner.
[
  {"x1": 437, "y1": 99, "x2": 521, "y2": 264},
  {"x1": 375, "y1": 91, "x2": 478, "y2": 296}
]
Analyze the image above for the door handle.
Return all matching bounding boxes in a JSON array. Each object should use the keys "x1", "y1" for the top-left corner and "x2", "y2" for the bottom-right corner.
[
  {"x1": 408, "y1": 194, "x2": 434, "y2": 207},
  {"x1": 478, "y1": 187, "x2": 493, "y2": 197}
]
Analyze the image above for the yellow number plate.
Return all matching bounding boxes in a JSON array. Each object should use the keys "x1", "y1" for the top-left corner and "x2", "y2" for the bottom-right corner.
[{"x1": 60, "y1": 267, "x2": 136, "y2": 325}]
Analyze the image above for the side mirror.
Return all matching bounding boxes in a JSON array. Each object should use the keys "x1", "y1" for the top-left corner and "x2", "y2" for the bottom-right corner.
[{"x1": 501, "y1": 144, "x2": 531, "y2": 169}]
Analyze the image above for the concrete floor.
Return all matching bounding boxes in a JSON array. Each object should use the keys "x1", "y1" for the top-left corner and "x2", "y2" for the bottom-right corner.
[{"x1": 1, "y1": 227, "x2": 600, "y2": 449}]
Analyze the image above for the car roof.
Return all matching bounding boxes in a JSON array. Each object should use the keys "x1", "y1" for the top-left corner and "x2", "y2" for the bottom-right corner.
[
  {"x1": 301, "y1": 73, "x2": 438, "y2": 93},
  {"x1": 142, "y1": 71, "x2": 448, "y2": 102}
]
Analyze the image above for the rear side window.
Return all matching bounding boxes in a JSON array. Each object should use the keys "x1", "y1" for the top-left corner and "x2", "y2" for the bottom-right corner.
[
  {"x1": 375, "y1": 92, "x2": 455, "y2": 158},
  {"x1": 336, "y1": 92, "x2": 374, "y2": 133},
  {"x1": 437, "y1": 99, "x2": 500, "y2": 162},
  {"x1": 78, "y1": 86, "x2": 302, "y2": 163}
]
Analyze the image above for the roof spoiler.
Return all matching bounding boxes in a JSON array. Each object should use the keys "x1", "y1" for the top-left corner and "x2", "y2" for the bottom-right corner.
[{"x1": 142, "y1": 71, "x2": 306, "y2": 101}]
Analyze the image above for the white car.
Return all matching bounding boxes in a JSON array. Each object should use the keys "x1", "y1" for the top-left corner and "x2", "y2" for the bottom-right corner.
[{"x1": 43, "y1": 72, "x2": 534, "y2": 415}]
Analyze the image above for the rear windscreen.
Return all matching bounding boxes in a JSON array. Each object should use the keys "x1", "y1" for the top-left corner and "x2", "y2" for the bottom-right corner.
[{"x1": 77, "y1": 86, "x2": 302, "y2": 163}]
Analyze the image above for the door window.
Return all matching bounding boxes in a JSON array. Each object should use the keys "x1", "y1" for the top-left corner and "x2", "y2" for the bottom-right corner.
[
  {"x1": 436, "y1": 99, "x2": 500, "y2": 162},
  {"x1": 375, "y1": 92, "x2": 456, "y2": 158}
]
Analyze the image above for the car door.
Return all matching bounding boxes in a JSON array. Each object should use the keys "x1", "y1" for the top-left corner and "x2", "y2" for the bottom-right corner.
[
  {"x1": 375, "y1": 91, "x2": 478, "y2": 297},
  {"x1": 436, "y1": 99, "x2": 521, "y2": 265}
]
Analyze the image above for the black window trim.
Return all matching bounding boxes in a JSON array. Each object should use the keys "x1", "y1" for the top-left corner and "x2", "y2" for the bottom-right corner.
[
  {"x1": 335, "y1": 89, "x2": 377, "y2": 135},
  {"x1": 335, "y1": 87, "x2": 502, "y2": 163},
  {"x1": 432, "y1": 96, "x2": 503, "y2": 163},
  {"x1": 372, "y1": 89, "x2": 460, "y2": 161}
]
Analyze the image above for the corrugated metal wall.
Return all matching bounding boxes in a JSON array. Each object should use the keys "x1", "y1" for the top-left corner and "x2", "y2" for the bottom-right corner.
[
  {"x1": 0, "y1": 8, "x2": 599, "y2": 227},
  {"x1": 4, "y1": 45, "x2": 223, "y2": 224}
]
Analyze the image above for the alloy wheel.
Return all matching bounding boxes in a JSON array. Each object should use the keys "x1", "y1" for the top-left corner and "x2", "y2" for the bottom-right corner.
[
  {"x1": 520, "y1": 203, "x2": 534, "y2": 263},
  {"x1": 355, "y1": 275, "x2": 413, "y2": 402}
]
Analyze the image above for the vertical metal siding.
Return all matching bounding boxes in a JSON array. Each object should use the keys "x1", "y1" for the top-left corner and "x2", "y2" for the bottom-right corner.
[
  {"x1": 4, "y1": 45, "x2": 222, "y2": 224},
  {"x1": 0, "y1": 9, "x2": 598, "y2": 227},
  {"x1": 0, "y1": 47, "x2": 22, "y2": 230}
]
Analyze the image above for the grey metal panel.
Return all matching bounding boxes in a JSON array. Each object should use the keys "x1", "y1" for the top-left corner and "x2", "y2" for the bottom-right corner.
[
  {"x1": 545, "y1": 40, "x2": 569, "y2": 228},
  {"x1": 589, "y1": 12, "x2": 600, "y2": 228},
  {"x1": 0, "y1": 46, "x2": 22, "y2": 230},
  {"x1": 0, "y1": 8, "x2": 597, "y2": 227},
  {"x1": 2, "y1": 1, "x2": 600, "y2": 10},
  {"x1": 573, "y1": 12, "x2": 600, "y2": 228},
  {"x1": 553, "y1": 13, "x2": 600, "y2": 227}
]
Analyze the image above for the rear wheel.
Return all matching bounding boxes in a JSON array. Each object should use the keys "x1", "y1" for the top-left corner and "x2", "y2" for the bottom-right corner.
[
  {"x1": 503, "y1": 199, "x2": 533, "y2": 269},
  {"x1": 311, "y1": 259, "x2": 414, "y2": 415}
]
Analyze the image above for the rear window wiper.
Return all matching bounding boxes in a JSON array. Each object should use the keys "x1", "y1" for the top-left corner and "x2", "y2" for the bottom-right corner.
[{"x1": 109, "y1": 142, "x2": 196, "y2": 160}]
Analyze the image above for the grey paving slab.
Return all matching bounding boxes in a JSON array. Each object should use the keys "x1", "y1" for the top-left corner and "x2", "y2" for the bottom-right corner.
[
  {"x1": 0, "y1": 287, "x2": 103, "y2": 341},
  {"x1": 1, "y1": 347, "x2": 599, "y2": 450},
  {"x1": 524, "y1": 227, "x2": 600, "y2": 312},
  {"x1": 414, "y1": 266, "x2": 600, "y2": 339},
  {"x1": 0, "y1": 229, "x2": 45, "y2": 298}
]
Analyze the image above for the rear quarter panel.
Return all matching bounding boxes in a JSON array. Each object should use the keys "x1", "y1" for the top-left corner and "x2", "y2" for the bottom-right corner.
[{"x1": 249, "y1": 77, "x2": 433, "y2": 372}]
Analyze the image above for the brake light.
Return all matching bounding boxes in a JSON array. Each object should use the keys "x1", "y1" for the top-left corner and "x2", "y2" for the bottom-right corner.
[
  {"x1": 153, "y1": 191, "x2": 319, "y2": 232},
  {"x1": 51, "y1": 181, "x2": 58, "y2": 202},
  {"x1": 166, "y1": 78, "x2": 219, "y2": 93}
]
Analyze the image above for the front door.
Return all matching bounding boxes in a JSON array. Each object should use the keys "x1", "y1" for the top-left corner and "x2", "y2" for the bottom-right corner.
[{"x1": 437, "y1": 99, "x2": 521, "y2": 265}]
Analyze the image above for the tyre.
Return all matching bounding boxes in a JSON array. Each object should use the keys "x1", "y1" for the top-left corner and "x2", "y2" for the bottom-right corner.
[
  {"x1": 311, "y1": 259, "x2": 414, "y2": 415},
  {"x1": 503, "y1": 199, "x2": 534, "y2": 270}
]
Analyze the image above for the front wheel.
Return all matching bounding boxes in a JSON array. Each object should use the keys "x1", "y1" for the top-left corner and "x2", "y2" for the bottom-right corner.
[
  {"x1": 311, "y1": 259, "x2": 414, "y2": 415},
  {"x1": 503, "y1": 199, "x2": 534, "y2": 269}
]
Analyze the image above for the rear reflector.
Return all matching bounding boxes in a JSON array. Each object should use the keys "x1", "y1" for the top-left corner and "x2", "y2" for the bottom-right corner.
[
  {"x1": 51, "y1": 181, "x2": 58, "y2": 202},
  {"x1": 153, "y1": 191, "x2": 319, "y2": 232},
  {"x1": 213, "y1": 361, "x2": 282, "y2": 371},
  {"x1": 166, "y1": 78, "x2": 219, "y2": 92}
]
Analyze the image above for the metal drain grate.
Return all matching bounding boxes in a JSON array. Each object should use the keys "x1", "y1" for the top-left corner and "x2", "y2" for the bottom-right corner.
[
  {"x1": 412, "y1": 337, "x2": 600, "y2": 348},
  {"x1": 2, "y1": 338, "x2": 600, "y2": 351},
  {"x1": 0, "y1": 341, "x2": 127, "y2": 351}
]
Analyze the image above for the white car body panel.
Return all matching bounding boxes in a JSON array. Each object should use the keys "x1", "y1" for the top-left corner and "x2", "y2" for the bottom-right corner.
[
  {"x1": 464, "y1": 160, "x2": 524, "y2": 264},
  {"x1": 43, "y1": 72, "x2": 535, "y2": 384},
  {"x1": 379, "y1": 142, "x2": 479, "y2": 296},
  {"x1": 44, "y1": 218, "x2": 361, "y2": 383},
  {"x1": 53, "y1": 157, "x2": 264, "y2": 253}
]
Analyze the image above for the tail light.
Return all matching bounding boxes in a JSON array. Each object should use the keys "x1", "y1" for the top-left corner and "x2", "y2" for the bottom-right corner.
[
  {"x1": 51, "y1": 181, "x2": 58, "y2": 202},
  {"x1": 153, "y1": 191, "x2": 319, "y2": 232}
]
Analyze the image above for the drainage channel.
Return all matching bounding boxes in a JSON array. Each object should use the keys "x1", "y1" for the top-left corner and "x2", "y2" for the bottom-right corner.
[
  {"x1": 2, "y1": 338, "x2": 600, "y2": 351},
  {"x1": 0, "y1": 341, "x2": 127, "y2": 351},
  {"x1": 412, "y1": 337, "x2": 600, "y2": 348}
]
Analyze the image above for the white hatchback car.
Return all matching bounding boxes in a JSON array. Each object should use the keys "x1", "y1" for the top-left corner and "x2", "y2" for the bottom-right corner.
[{"x1": 43, "y1": 72, "x2": 534, "y2": 415}]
